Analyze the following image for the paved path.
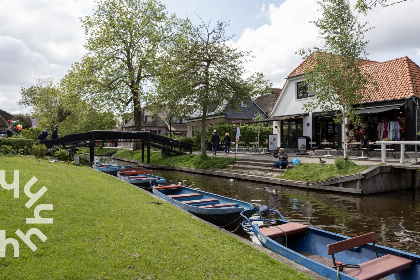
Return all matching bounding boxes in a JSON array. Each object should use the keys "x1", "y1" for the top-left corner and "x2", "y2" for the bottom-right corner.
[{"x1": 200, "y1": 149, "x2": 420, "y2": 166}]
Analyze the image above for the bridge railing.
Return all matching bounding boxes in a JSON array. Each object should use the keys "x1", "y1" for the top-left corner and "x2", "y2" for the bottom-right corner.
[{"x1": 376, "y1": 141, "x2": 420, "y2": 164}]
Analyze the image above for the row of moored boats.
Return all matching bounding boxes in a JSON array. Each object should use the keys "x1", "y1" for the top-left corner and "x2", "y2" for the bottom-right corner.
[{"x1": 93, "y1": 162, "x2": 420, "y2": 280}]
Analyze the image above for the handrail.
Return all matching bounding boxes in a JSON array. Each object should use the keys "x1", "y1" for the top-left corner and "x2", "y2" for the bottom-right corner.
[{"x1": 376, "y1": 141, "x2": 420, "y2": 164}]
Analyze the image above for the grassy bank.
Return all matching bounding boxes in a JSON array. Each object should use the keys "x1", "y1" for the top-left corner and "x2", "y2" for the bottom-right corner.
[
  {"x1": 0, "y1": 156, "x2": 312, "y2": 280},
  {"x1": 115, "y1": 149, "x2": 235, "y2": 169},
  {"x1": 279, "y1": 162, "x2": 371, "y2": 182}
]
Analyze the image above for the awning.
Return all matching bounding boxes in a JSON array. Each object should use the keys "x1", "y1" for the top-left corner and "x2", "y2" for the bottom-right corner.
[
  {"x1": 248, "y1": 113, "x2": 308, "y2": 123},
  {"x1": 269, "y1": 113, "x2": 309, "y2": 121},
  {"x1": 356, "y1": 104, "x2": 403, "y2": 115}
]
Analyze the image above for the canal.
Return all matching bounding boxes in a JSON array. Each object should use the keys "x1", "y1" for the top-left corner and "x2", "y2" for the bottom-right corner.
[{"x1": 98, "y1": 157, "x2": 420, "y2": 255}]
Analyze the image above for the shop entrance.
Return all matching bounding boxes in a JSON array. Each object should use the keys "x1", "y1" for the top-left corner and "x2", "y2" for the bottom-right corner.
[
  {"x1": 281, "y1": 119, "x2": 303, "y2": 148},
  {"x1": 317, "y1": 117, "x2": 337, "y2": 145}
]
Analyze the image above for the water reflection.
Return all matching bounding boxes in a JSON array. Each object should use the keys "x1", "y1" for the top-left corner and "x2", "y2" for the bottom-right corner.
[{"x1": 150, "y1": 169, "x2": 420, "y2": 255}]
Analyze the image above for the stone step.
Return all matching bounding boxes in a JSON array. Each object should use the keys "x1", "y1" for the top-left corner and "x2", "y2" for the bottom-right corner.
[
  {"x1": 227, "y1": 164, "x2": 287, "y2": 174},
  {"x1": 232, "y1": 161, "x2": 274, "y2": 168}
]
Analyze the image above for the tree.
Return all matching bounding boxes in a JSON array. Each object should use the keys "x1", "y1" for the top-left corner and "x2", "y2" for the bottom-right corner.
[
  {"x1": 298, "y1": 0, "x2": 374, "y2": 158},
  {"x1": 155, "y1": 19, "x2": 270, "y2": 155},
  {"x1": 356, "y1": 0, "x2": 411, "y2": 13},
  {"x1": 19, "y1": 78, "x2": 69, "y2": 129},
  {"x1": 71, "y1": 0, "x2": 177, "y2": 147},
  {"x1": 19, "y1": 77, "x2": 116, "y2": 135}
]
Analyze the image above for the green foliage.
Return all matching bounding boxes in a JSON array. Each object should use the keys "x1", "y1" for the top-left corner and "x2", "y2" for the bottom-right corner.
[
  {"x1": 55, "y1": 149, "x2": 70, "y2": 161},
  {"x1": 334, "y1": 157, "x2": 357, "y2": 170},
  {"x1": 19, "y1": 77, "x2": 117, "y2": 135},
  {"x1": 154, "y1": 18, "x2": 270, "y2": 154},
  {"x1": 0, "y1": 137, "x2": 34, "y2": 154},
  {"x1": 19, "y1": 127, "x2": 42, "y2": 142},
  {"x1": 0, "y1": 145, "x2": 13, "y2": 155},
  {"x1": 31, "y1": 144, "x2": 48, "y2": 158},
  {"x1": 280, "y1": 163, "x2": 370, "y2": 182}
]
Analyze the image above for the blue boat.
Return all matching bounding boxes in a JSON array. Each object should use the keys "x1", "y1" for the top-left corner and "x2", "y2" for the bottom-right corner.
[
  {"x1": 241, "y1": 206, "x2": 420, "y2": 280},
  {"x1": 153, "y1": 184, "x2": 254, "y2": 228},
  {"x1": 117, "y1": 167, "x2": 168, "y2": 190},
  {"x1": 92, "y1": 162, "x2": 130, "y2": 175}
]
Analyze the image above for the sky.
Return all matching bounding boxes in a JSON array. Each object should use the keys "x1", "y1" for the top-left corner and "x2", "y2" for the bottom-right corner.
[{"x1": 0, "y1": 0, "x2": 419, "y2": 114}]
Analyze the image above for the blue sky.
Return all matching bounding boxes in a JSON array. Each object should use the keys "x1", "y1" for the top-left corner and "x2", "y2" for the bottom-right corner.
[
  {"x1": 0, "y1": 0, "x2": 419, "y2": 114},
  {"x1": 162, "y1": 0, "x2": 274, "y2": 39}
]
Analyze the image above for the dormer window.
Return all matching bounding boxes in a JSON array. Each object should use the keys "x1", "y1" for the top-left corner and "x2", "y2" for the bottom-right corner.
[
  {"x1": 297, "y1": 82, "x2": 315, "y2": 99},
  {"x1": 145, "y1": 115, "x2": 153, "y2": 123}
]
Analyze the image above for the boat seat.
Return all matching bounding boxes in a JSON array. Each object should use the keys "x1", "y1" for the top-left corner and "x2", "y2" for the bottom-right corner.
[
  {"x1": 199, "y1": 203, "x2": 237, "y2": 208},
  {"x1": 121, "y1": 170, "x2": 150, "y2": 175},
  {"x1": 183, "y1": 198, "x2": 219, "y2": 205},
  {"x1": 327, "y1": 232, "x2": 414, "y2": 280},
  {"x1": 154, "y1": 185, "x2": 182, "y2": 191},
  {"x1": 259, "y1": 222, "x2": 308, "y2": 239},
  {"x1": 168, "y1": 193, "x2": 202, "y2": 199}
]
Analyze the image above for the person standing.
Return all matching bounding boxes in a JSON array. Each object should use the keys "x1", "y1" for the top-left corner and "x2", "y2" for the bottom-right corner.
[
  {"x1": 211, "y1": 130, "x2": 220, "y2": 155},
  {"x1": 50, "y1": 124, "x2": 59, "y2": 139},
  {"x1": 223, "y1": 133, "x2": 231, "y2": 154},
  {"x1": 38, "y1": 128, "x2": 50, "y2": 141}
]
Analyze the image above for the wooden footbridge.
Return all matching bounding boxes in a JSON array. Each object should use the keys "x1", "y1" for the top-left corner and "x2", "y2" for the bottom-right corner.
[{"x1": 40, "y1": 130, "x2": 193, "y2": 166}]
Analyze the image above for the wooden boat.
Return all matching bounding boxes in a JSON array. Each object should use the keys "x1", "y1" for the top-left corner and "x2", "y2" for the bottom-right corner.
[
  {"x1": 153, "y1": 184, "x2": 254, "y2": 228},
  {"x1": 117, "y1": 167, "x2": 168, "y2": 190},
  {"x1": 92, "y1": 162, "x2": 130, "y2": 175},
  {"x1": 240, "y1": 206, "x2": 420, "y2": 280}
]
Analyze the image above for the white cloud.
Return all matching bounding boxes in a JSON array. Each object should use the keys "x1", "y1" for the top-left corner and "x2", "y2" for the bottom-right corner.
[
  {"x1": 0, "y1": 0, "x2": 94, "y2": 113},
  {"x1": 235, "y1": 0, "x2": 420, "y2": 88},
  {"x1": 235, "y1": 0, "x2": 321, "y2": 88}
]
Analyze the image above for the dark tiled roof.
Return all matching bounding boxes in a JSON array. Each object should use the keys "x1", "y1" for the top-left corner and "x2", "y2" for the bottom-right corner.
[
  {"x1": 224, "y1": 100, "x2": 266, "y2": 119},
  {"x1": 0, "y1": 109, "x2": 13, "y2": 122},
  {"x1": 254, "y1": 88, "x2": 282, "y2": 116},
  {"x1": 0, "y1": 114, "x2": 8, "y2": 128}
]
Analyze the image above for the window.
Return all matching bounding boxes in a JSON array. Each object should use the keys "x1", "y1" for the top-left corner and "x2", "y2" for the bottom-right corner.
[
  {"x1": 145, "y1": 116, "x2": 153, "y2": 123},
  {"x1": 297, "y1": 82, "x2": 315, "y2": 99}
]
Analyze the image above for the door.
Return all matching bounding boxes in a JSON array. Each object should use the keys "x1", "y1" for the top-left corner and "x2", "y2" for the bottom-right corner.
[{"x1": 281, "y1": 119, "x2": 303, "y2": 148}]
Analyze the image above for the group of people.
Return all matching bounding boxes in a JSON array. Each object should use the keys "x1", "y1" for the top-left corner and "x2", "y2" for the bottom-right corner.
[
  {"x1": 210, "y1": 130, "x2": 231, "y2": 155},
  {"x1": 38, "y1": 124, "x2": 59, "y2": 141}
]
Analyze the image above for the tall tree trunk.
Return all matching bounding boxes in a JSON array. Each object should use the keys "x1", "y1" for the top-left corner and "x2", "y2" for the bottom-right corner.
[
  {"x1": 133, "y1": 91, "x2": 142, "y2": 151},
  {"x1": 342, "y1": 105, "x2": 348, "y2": 158},
  {"x1": 200, "y1": 104, "x2": 208, "y2": 155}
]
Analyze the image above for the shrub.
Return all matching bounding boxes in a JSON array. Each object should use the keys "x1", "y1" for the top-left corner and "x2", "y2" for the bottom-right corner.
[
  {"x1": 0, "y1": 138, "x2": 34, "y2": 155},
  {"x1": 0, "y1": 145, "x2": 13, "y2": 155},
  {"x1": 31, "y1": 144, "x2": 48, "y2": 158},
  {"x1": 55, "y1": 149, "x2": 70, "y2": 161},
  {"x1": 334, "y1": 157, "x2": 356, "y2": 170}
]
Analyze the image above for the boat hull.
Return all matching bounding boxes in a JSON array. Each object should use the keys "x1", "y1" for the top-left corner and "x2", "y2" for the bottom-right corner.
[
  {"x1": 153, "y1": 185, "x2": 254, "y2": 228},
  {"x1": 117, "y1": 168, "x2": 167, "y2": 191},
  {"x1": 241, "y1": 208, "x2": 420, "y2": 280}
]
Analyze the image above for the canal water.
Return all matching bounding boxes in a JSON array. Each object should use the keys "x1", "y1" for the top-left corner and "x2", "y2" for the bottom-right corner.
[{"x1": 98, "y1": 157, "x2": 420, "y2": 255}]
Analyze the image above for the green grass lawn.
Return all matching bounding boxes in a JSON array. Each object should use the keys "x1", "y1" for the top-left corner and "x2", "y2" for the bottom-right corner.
[
  {"x1": 115, "y1": 150, "x2": 236, "y2": 169},
  {"x1": 280, "y1": 162, "x2": 372, "y2": 182},
  {"x1": 0, "y1": 156, "x2": 312, "y2": 280}
]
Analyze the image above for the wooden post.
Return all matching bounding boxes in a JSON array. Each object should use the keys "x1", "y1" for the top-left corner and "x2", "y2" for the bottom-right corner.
[
  {"x1": 141, "y1": 140, "x2": 145, "y2": 163},
  {"x1": 90, "y1": 131, "x2": 95, "y2": 167},
  {"x1": 147, "y1": 133, "x2": 150, "y2": 164}
]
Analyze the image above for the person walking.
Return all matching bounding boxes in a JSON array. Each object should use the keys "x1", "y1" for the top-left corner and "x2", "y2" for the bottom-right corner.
[
  {"x1": 223, "y1": 133, "x2": 231, "y2": 154},
  {"x1": 38, "y1": 128, "x2": 50, "y2": 142},
  {"x1": 50, "y1": 124, "x2": 59, "y2": 139},
  {"x1": 211, "y1": 130, "x2": 220, "y2": 155}
]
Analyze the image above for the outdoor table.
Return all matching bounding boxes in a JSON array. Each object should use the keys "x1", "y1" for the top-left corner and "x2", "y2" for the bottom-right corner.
[
  {"x1": 358, "y1": 147, "x2": 369, "y2": 159},
  {"x1": 320, "y1": 142, "x2": 333, "y2": 157}
]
